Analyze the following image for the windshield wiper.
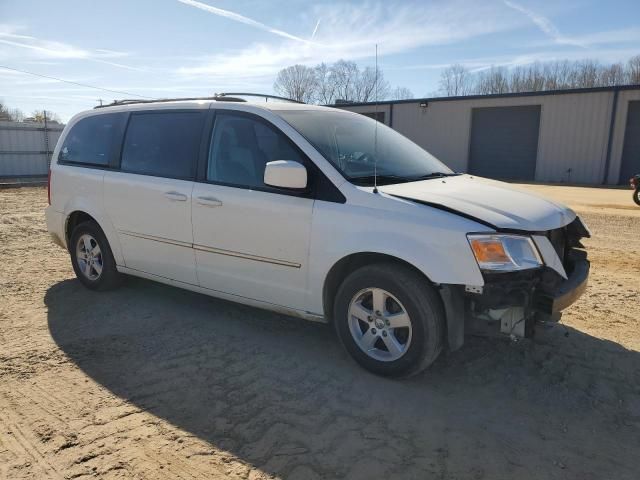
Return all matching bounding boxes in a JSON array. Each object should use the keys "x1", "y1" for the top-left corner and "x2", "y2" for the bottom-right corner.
[
  {"x1": 348, "y1": 174, "x2": 413, "y2": 186},
  {"x1": 408, "y1": 172, "x2": 460, "y2": 181}
]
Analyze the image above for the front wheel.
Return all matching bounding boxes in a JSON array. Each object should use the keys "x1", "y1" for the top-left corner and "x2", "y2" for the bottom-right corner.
[
  {"x1": 634, "y1": 188, "x2": 640, "y2": 206},
  {"x1": 333, "y1": 263, "x2": 445, "y2": 377}
]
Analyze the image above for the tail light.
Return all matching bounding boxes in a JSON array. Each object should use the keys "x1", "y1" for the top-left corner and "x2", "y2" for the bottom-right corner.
[
  {"x1": 631, "y1": 177, "x2": 638, "y2": 189},
  {"x1": 47, "y1": 168, "x2": 52, "y2": 205}
]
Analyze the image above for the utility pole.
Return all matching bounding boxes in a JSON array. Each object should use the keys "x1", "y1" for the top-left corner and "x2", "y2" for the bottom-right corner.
[{"x1": 43, "y1": 110, "x2": 50, "y2": 169}]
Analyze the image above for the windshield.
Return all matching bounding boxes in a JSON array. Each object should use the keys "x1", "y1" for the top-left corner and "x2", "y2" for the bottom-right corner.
[{"x1": 278, "y1": 109, "x2": 455, "y2": 186}]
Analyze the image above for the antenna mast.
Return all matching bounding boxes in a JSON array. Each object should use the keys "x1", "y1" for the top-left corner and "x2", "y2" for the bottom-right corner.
[{"x1": 373, "y1": 44, "x2": 379, "y2": 194}]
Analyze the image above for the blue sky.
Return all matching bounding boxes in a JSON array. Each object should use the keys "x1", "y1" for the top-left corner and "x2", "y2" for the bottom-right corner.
[{"x1": 1, "y1": 0, "x2": 639, "y2": 121}]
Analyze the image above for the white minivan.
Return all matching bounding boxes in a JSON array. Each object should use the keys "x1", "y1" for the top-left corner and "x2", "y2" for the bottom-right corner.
[{"x1": 46, "y1": 95, "x2": 590, "y2": 377}]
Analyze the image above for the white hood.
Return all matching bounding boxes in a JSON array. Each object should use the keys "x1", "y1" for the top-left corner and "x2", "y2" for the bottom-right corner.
[{"x1": 381, "y1": 175, "x2": 576, "y2": 232}]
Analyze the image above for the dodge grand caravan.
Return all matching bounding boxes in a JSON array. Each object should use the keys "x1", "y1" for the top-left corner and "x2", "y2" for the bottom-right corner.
[{"x1": 45, "y1": 95, "x2": 590, "y2": 377}]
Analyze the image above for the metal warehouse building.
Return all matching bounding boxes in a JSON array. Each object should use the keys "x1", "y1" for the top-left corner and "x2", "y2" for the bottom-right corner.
[
  {"x1": 338, "y1": 85, "x2": 640, "y2": 185},
  {"x1": 0, "y1": 120, "x2": 64, "y2": 177}
]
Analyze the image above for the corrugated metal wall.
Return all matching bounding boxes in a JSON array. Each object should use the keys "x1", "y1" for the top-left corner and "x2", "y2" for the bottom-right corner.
[
  {"x1": 608, "y1": 89, "x2": 640, "y2": 184},
  {"x1": 0, "y1": 121, "x2": 64, "y2": 177},
  {"x1": 536, "y1": 91, "x2": 612, "y2": 184},
  {"x1": 339, "y1": 87, "x2": 640, "y2": 185}
]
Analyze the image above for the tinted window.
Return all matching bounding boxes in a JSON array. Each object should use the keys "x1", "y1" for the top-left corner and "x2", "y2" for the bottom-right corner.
[
  {"x1": 121, "y1": 112, "x2": 203, "y2": 179},
  {"x1": 208, "y1": 113, "x2": 304, "y2": 188},
  {"x1": 58, "y1": 113, "x2": 124, "y2": 166}
]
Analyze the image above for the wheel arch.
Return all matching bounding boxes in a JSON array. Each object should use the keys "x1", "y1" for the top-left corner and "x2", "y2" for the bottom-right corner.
[
  {"x1": 322, "y1": 252, "x2": 435, "y2": 323},
  {"x1": 63, "y1": 208, "x2": 124, "y2": 265},
  {"x1": 322, "y1": 251, "x2": 467, "y2": 352},
  {"x1": 65, "y1": 211, "x2": 99, "y2": 249}
]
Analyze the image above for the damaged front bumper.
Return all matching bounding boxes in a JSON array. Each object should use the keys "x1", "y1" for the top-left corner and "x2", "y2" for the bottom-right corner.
[
  {"x1": 458, "y1": 247, "x2": 590, "y2": 340},
  {"x1": 533, "y1": 249, "x2": 590, "y2": 315},
  {"x1": 441, "y1": 218, "x2": 591, "y2": 350}
]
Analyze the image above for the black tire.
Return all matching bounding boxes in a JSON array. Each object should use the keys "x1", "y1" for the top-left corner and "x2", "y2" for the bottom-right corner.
[
  {"x1": 333, "y1": 263, "x2": 445, "y2": 377},
  {"x1": 69, "y1": 220, "x2": 122, "y2": 291},
  {"x1": 634, "y1": 189, "x2": 640, "y2": 206}
]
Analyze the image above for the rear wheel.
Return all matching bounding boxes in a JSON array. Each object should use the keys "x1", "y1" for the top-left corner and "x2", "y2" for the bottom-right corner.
[
  {"x1": 634, "y1": 188, "x2": 640, "y2": 206},
  {"x1": 333, "y1": 263, "x2": 444, "y2": 377},
  {"x1": 70, "y1": 221, "x2": 121, "y2": 290}
]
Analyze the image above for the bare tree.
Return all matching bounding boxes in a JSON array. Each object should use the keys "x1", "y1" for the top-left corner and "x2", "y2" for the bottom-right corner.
[
  {"x1": 431, "y1": 54, "x2": 640, "y2": 98},
  {"x1": 627, "y1": 55, "x2": 640, "y2": 84},
  {"x1": 542, "y1": 60, "x2": 573, "y2": 90},
  {"x1": 273, "y1": 64, "x2": 317, "y2": 103},
  {"x1": 599, "y1": 63, "x2": 625, "y2": 86},
  {"x1": 391, "y1": 86, "x2": 414, "y2": 100},
  {"x1": 0, "y1": 101, "x2": 11, "y2": 121},
  {"x1": 274, "y1": 59, "x2": 418, "y2": 104},
  {"x1": 353, "y1": 66, "x2": 390, "y2": 102},
  {"x1": 9, "y1": 107, "x2": 25, "y2": 122},
  {"x1": 314, "y1": 63, "x2": 336, "y2": 104},
  {"x1": 476, "y1": 67, "x2": 509, "y2": 94},
  {"x1": 330, "y1": 60, "x2": 359, "y2": 102},
  {"x1": 508, "y1": 63, "x2": 546, "y2": 92},
  {"x1": 569, "y1": 60, "x2": 601, "y2": 88},
  {"x1": 439, "y1": 64, "x2": 474, "y2": 96},
  {"x1": 28, "y1": 110, "x2": 61, "y2": 123},
  {"x1": 0, "y1": 101, "x2": 25, "y2": 122}
]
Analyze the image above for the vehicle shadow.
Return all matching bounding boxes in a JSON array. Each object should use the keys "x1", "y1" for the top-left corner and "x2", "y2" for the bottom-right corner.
[{"x1": 46, "y1": 277, "x2": 640, "y2": 479}]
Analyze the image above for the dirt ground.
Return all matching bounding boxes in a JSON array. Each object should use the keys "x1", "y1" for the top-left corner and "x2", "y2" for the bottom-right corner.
[{"x1": 0, "y1": 185, "x2": 638, "y2": 480}]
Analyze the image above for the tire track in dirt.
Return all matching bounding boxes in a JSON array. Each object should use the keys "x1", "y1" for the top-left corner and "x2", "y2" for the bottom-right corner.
[
  {"x1": 0, "y1": 413, "x2": 65, "y2": 479},
  {"x1": 1, "y1": 186, "x2": 640, "y2": 479}
]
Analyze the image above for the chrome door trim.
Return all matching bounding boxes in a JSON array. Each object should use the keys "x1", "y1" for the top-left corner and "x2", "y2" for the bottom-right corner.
[
  {"x1": 118, "y1": 230, "x2": 301, "y2": 268},
  {"x1": 119, "y1": 230, "x2": 192, "y2": 248},
  {"x1": 193, "y1": 243, "x2": 301, "y2": 268}
]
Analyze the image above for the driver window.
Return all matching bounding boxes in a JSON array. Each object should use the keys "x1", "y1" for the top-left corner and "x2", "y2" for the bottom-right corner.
[{"x1": 208, "y1": 113, "x2": 303, "y2": 188}]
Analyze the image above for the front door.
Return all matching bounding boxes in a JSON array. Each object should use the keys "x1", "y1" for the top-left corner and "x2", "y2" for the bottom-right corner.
[
  {"x1": 191, "y1": 111, "x2": 313, "y2": 311},
  {"x1": 103, "y1": 110, "x2": 205, "y2": 284}
]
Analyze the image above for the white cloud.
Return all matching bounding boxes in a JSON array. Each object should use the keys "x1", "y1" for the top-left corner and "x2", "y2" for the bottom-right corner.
[
  {"x1": 503, "y1": 0, "x2": 587, "y2": 48},
  {"x1": 177, "y1": 0, "x2": 522, "y2": 80},
  {"x1": 529, "y1": 27, "x2": 640, "y2": 49},
  {"x1": 311, "y1": 19, "x2": 321, "y2": 40},
  {"x1": 0, "y1": 24, "x2": 143, "y2": 70},
  {"x1": 176, "y1": 0, "x2": 313, "y2": 43},
  {"x1": 396, "y1": 47, "x2": 640, "y2": 74}
]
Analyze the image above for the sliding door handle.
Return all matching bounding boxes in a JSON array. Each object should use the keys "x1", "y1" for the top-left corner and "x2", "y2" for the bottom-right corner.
[
  {"x1": 164, "y1": 191, "x2": 188, "y2": 201},
  {"x1": 197, "y1": 196, "x2": 223, "y2": 207}
]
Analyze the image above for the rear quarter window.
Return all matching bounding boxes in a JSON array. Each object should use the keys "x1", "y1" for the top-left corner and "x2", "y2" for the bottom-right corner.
[{"x1": 58, "y1": 113, "x2": 125, "y2": 166}]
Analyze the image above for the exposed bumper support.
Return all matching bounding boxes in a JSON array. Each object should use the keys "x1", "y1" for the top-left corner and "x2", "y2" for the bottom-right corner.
[
  {"x1": 440, "y1": 285, "x2": 465, "y2": 351},
  {"x1": 441, "y1": 248, "x2": 590, "y2": 347}
]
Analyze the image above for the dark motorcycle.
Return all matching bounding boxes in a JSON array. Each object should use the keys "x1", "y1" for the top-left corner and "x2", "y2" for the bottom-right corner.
[{"x1": 631, "y1": 174, "x2": 640, "y2": 206}]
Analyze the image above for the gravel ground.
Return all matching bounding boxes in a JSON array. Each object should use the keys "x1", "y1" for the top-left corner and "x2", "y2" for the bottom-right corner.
[{"x1": 0, "y1": 186, "x2": 638, "y2": 480}]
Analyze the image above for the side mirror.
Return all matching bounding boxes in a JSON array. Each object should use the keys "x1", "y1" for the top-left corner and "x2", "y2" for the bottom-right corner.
[{"x1": 264, "y1": 160, "x2": 307, "y2": 189}]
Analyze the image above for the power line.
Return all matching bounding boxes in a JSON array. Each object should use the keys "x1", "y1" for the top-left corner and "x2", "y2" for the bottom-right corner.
[{"x1": 0, "y1": 64, "x2": 154, "y2": 100}]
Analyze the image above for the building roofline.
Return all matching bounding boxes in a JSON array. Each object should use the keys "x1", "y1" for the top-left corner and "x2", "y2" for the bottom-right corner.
[{"x1": 331, "y1": 84, "x2": 640, "y2": 108}]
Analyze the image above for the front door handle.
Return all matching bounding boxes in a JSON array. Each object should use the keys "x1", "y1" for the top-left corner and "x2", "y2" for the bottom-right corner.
[
  {"x1": 164, "y1": 191, "x2": 188, "y2": 202},
  {"x1": 197, "y1": 196, "x2": 223, "y2": 207}
]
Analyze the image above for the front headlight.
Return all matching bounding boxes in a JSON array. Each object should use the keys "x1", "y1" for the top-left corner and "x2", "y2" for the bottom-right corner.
[{"x1": 467, "y1": 234, "x2": 543, "y2": 272}]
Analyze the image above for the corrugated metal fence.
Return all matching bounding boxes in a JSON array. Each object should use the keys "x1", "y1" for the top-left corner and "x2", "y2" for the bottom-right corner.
[{"x1": 0, "y1": 120, "x2": 64, "y2": 177}]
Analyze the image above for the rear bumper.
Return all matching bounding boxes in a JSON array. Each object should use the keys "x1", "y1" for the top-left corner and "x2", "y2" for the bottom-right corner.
[
  {"x1": 45, "y1": 206, "x2": 66, "y2": 249},
  {"x1": 533, "y1": 249, "x2": 589, "y2": 314}
]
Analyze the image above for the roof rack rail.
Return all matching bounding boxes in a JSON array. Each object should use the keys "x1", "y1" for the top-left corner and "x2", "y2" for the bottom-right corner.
[
  {"x1": 217, "y1": 93, "x2": 304, "y2": 104},
  {"x1": 94, "y1": 95, "x2": 245, "y2": 109},
  {"x1": 94, "y1": 93, "x2": 303, "y2": 109}
]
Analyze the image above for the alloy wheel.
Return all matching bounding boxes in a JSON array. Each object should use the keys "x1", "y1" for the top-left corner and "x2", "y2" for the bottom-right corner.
[
  {"x1": 347, "y1": 287, "x2": 413, "y2": 362},
  {"x1": 76, "y1": 233, "x2": 103, "y2": 281}
]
